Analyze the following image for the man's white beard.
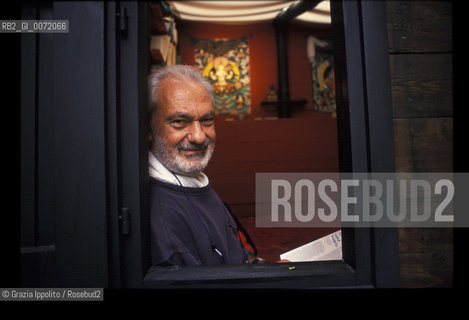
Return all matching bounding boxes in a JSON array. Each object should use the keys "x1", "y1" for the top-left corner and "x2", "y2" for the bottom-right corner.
[{"x1": 151, "y1": 134, "x2": 215, "y2": 177}]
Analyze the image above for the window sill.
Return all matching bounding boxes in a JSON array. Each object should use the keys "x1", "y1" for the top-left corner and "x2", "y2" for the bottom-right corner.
[{"x1": 143, "y1": 260, "x2": 364, "y2": 289}]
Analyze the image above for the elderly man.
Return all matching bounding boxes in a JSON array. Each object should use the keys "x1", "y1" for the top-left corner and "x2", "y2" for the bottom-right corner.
[{"x1": 148, "y1": 65, "x2": 256, "y2": 266}]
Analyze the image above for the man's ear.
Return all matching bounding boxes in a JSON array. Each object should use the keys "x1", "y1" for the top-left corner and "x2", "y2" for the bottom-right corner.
[
  {"x1": 148, "y1": 130, "x2": 154, "y2": 150},
  {"x1": 148, "y1": 116, "x2": 154, "y2": 144}
]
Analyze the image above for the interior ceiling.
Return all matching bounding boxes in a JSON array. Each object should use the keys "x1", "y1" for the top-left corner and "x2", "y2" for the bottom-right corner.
[{"x1": 167, "y1": 0, "x2": 331, "y2": 24}]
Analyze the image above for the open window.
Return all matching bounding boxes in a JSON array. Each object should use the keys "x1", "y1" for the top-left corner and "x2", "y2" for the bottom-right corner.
[
  {"x1": 140, "y1": 0, "x2": 399, "y2": 289},
  {"x1": 19, "y1": 0, "x2": 399, "y2": 289}
]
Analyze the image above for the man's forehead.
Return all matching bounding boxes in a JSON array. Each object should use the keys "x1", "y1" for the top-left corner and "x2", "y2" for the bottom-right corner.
[
  {"x1": 159, "y1": 77, "x2": 207, "y2": 99},
  {"x1": 156, "y1": 77, "x2": 213, "y2": 114},
  {"x1": 160, "y1": 77, "x2": 207, "y2": 94},
  {"x1": 166, "y1": 110, "x2": 215, "y2": 120}
]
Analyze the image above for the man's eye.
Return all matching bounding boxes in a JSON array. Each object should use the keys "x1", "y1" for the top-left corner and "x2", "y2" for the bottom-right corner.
[
  {"x1": 200, "y1": 118, "x2": 214, "y2": 126},
  {"x1": 171, "y1": 119, "x2": 187, "y2": 127}
]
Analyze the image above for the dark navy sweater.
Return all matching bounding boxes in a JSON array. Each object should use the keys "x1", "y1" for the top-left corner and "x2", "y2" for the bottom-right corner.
[{"x1": 150, "y1": 177, "x2": 248, "y2": 266}]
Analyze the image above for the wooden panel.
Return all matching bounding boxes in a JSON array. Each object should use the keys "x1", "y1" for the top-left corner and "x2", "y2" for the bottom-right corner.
[
  {"x1": 386, "y1": 0, "x2": 452, "y2": 53},
  {"x1": 388, "y1": 2, "x2": 454, "y2": 285},
  {"x1": 398, "y1": 228, "x2": 453, "y2": 253},
  {"x1": 398, "y1": 228, "x2": 453, "y2": 287},
  {"x1": 393, "y1": 117, "x2": 452, "y2": 172},
  {"x1": 399, "y1": 251, "x2": 453, "y2": 287},
  {"x1": 390, "y1": 54, "x2": 452, "y2": 118}
]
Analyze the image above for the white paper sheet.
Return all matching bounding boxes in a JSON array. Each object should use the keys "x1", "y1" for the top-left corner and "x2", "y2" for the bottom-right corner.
[{"x1": 280, "y1": 230, "x2": 342, "y2": 262}]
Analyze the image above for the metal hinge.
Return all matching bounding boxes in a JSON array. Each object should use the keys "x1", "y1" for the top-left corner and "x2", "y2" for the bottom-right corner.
[
  {"x1": 116, "y1": 6, "x2": 128, "y2": 33},
  {"x1": 119, "y1": 207, "x2": 131, "y2": 235}
]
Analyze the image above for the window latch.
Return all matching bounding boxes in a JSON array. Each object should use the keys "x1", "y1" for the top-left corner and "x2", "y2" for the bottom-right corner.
[
  {"x1": 116, "y1": 6, "x2": 128, "y2": 33},
  {"x1": 119, "y1": 207, "x2": 131, "y2": 235}
]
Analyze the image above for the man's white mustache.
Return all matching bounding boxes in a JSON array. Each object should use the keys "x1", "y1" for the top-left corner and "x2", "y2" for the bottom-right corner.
[{"x1": 177, "y1": 139, "x2": 213, "y2": 151}]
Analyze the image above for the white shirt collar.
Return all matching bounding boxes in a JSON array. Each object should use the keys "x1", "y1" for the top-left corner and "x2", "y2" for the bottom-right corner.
[{"x1": 148, "y1": 151, "x2": 209, "y2": 187}]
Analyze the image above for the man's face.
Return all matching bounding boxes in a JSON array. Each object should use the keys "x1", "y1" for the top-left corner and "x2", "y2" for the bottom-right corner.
[{"x1": 149, "y1": 77, "x2": 216, "y2": 176}]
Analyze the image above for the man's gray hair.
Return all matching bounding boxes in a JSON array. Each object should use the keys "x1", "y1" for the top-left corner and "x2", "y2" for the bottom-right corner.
[{"x1": 148, "y1": 65, "x2": 215, "y2": 122}]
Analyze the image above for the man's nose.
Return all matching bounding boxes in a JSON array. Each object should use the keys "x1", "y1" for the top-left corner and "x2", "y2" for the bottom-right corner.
[{"x1": 187, "y1": 121, "x2": 206, "y2": 144}]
